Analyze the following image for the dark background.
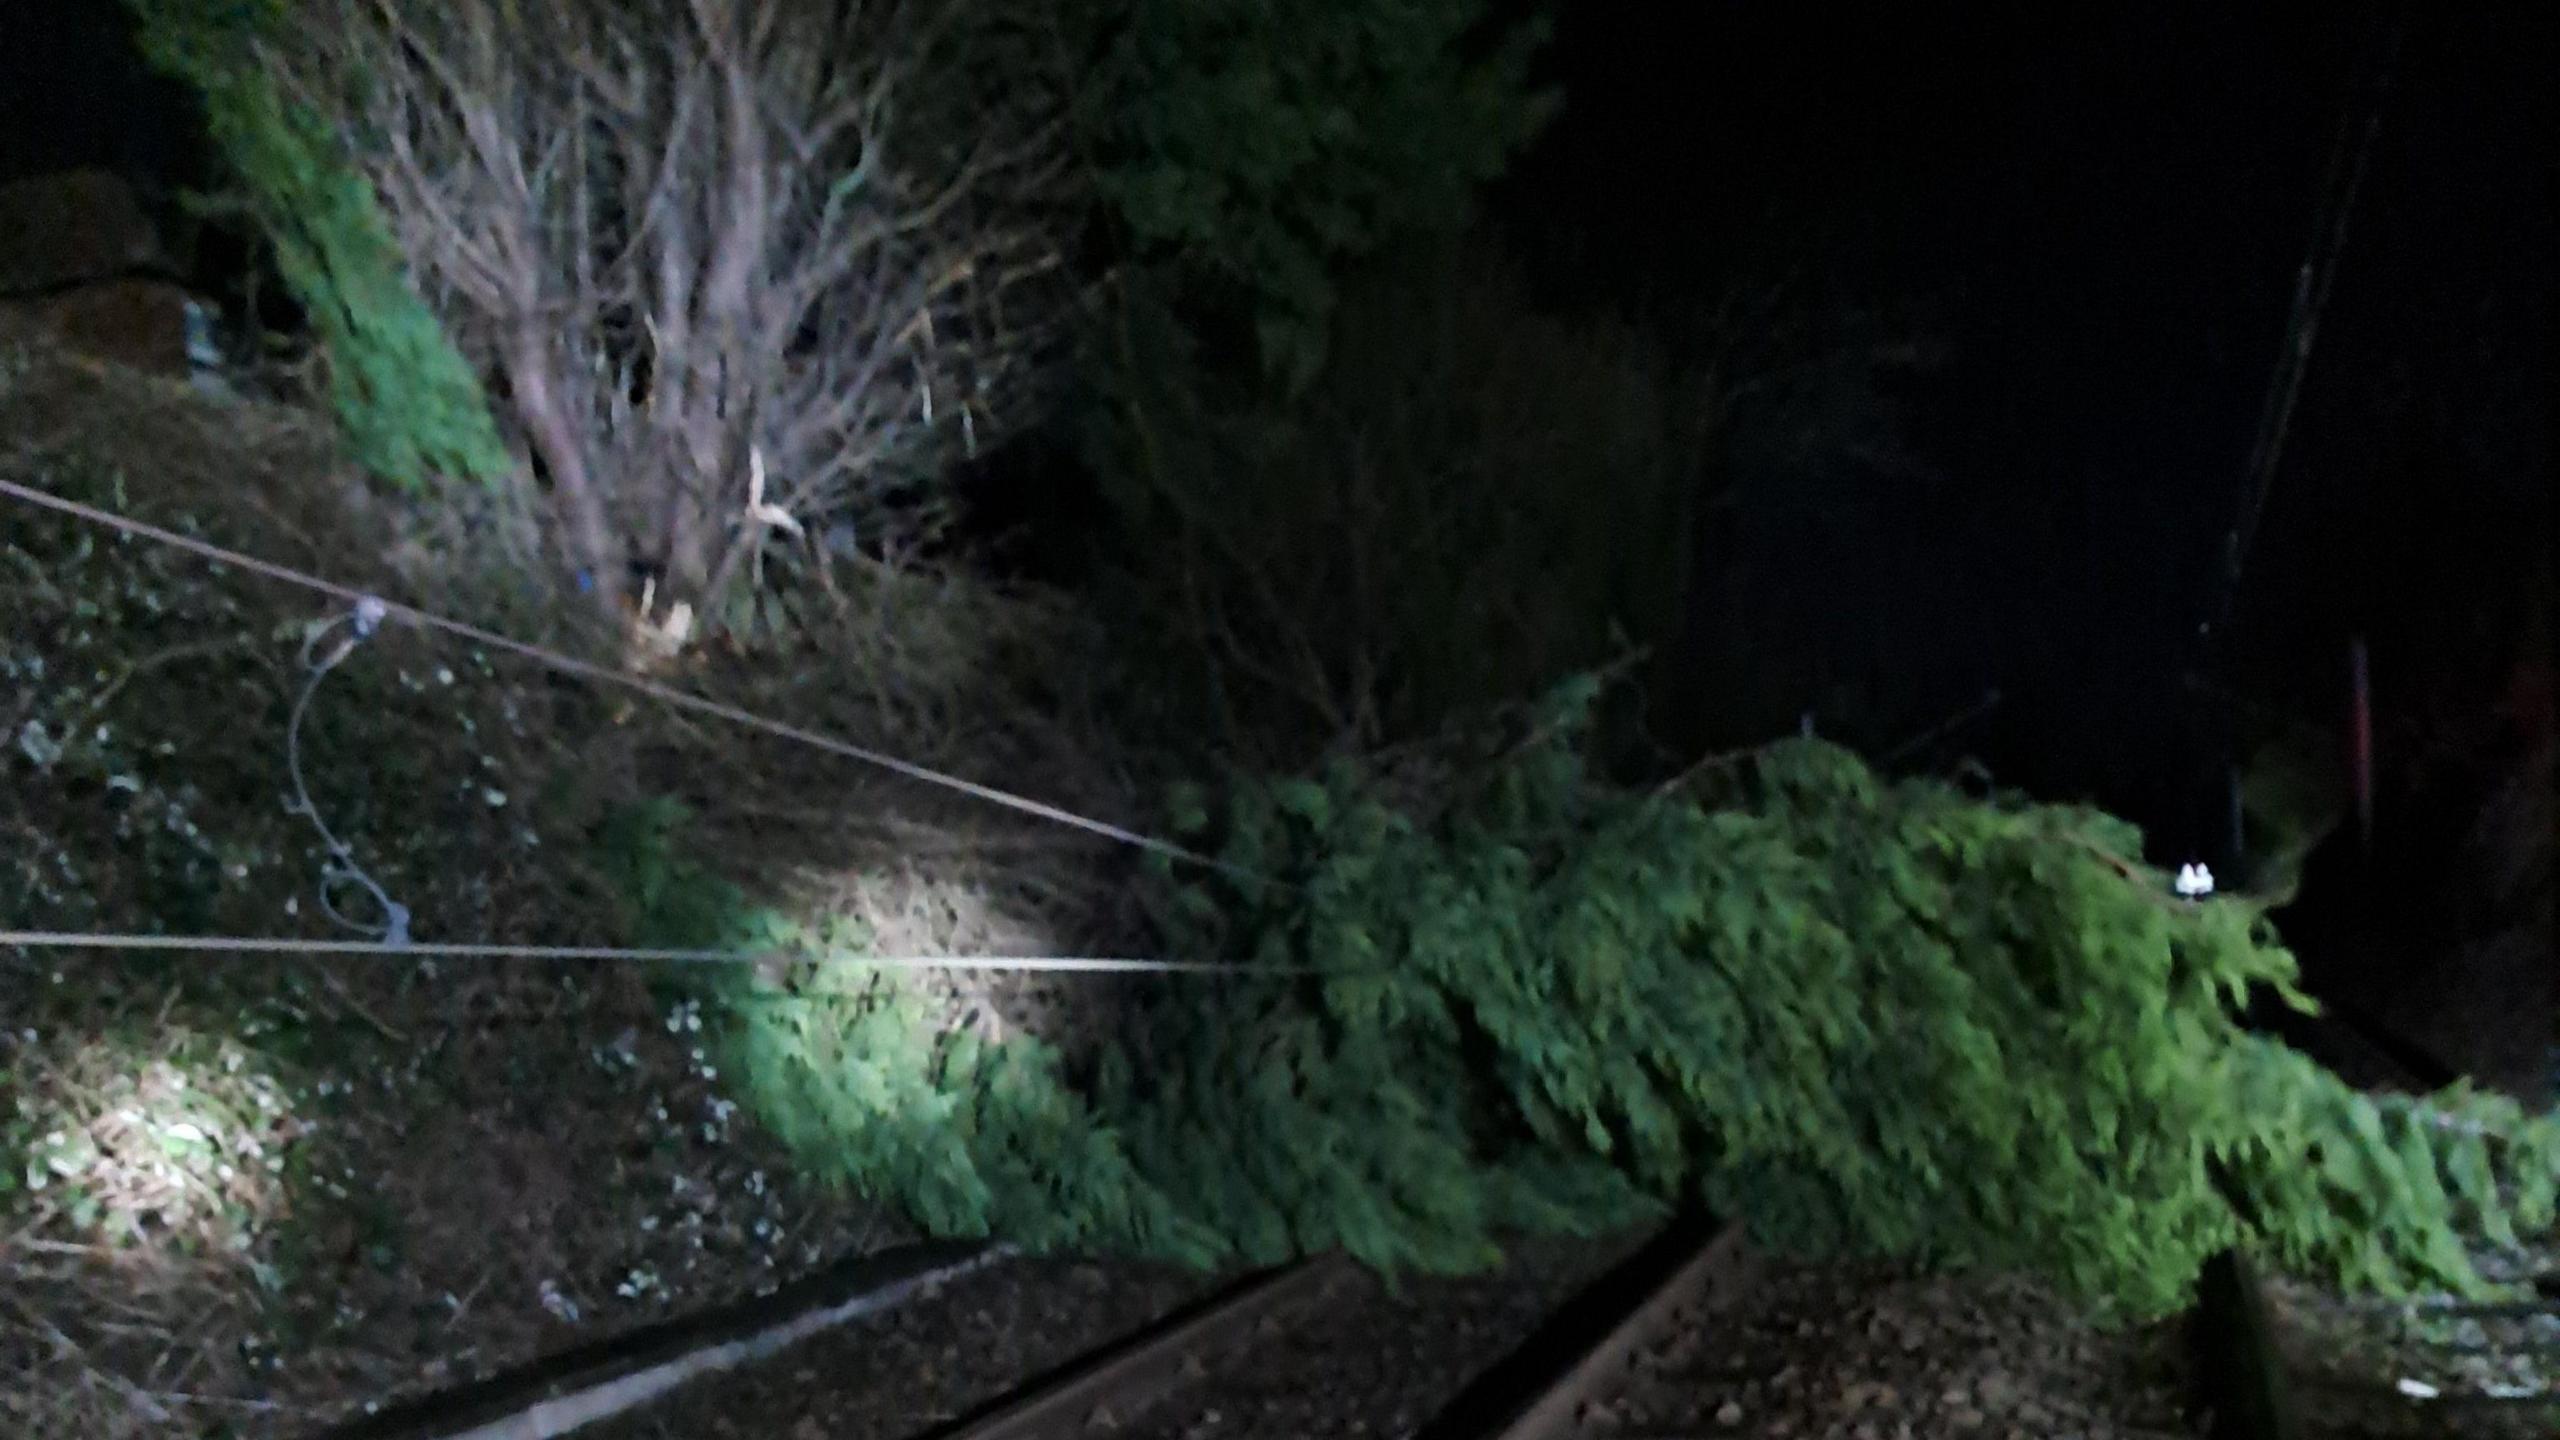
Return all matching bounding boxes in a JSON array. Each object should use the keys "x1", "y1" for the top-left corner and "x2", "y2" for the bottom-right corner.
[
  {"x1": 1489, "y1": 0, "x2": 2553, "y2": 1092},
  {"x1": 1498, "y1": 0, "x2": 2548, "y2": 841},
  {"x1": 0, "y1": 3, "x2": 206, "y2": 193}
]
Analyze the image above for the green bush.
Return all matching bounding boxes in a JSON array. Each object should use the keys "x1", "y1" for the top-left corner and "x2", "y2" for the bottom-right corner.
[
  {"x1": 128, "y1": 0, "x2": 512, "y2": 489},
  {"x1": 611, "y1": 681, "x2": 2559, "y2": 1318}
]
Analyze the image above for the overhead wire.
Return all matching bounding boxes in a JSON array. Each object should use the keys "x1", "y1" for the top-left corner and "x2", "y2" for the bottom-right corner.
[
  {"x1": 284, "y1": 596, "x2": 413, "y2": 945},
  {"x1": 0, "y1": 476, "x2": 1251, "y2": 883},
  {"x1": 2204, "y1": 1, "x2": 2406, "y2": 646},
  {"x1": 0, "y1": 931, "x2": 1322, "y2": 975},
  {"x1": 0, "y1": 475, "x2": 1305, "y2": 977},
  {"x1": 2187, "y1": 1, "x2": 2406, "y2": 874}
]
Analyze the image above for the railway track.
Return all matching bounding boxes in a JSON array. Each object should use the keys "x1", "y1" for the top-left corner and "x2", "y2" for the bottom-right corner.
[
  {"x1": 1416, "y1": 1217, "x2": 1759, "y2": 1440},
  {"x1": 344, "y1": 1214, "x2": 2202, "y2": 1439},
  {"x1": 2196, "y1": 1228, "x2": 2560, "y2": 1440},
  {"x1": 896, "y1": 1211, "x2": 2211, "y2": 1440},
  {"x1": 2191, "y1": 1021, "x2": 2560, "y2": 1440},
  {"x1": 848, "y1": 1219, "x2": 1744, "y2": 1440},
  {"x1": 914, "y1": 1255, "x2": 1358, "y2": 1439},
  {"x1": 349, "y1": 1179, "x2": 2532, "y2": 1440},
  {"x1": 896, "y1": 1219, "x2": 1754, "y2": 1440},
  {"x1": 299, "y1": 1012, "x2": 2538, "y2": 1440},
  {"x1": 2272, "y1": 1273, "x2": 2560, "y2": 1439}
]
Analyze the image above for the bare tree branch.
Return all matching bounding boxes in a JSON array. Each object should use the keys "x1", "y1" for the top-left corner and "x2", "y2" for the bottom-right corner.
[{"x1": 254, "y1": 0, "x2": 1081, "y2": 638}]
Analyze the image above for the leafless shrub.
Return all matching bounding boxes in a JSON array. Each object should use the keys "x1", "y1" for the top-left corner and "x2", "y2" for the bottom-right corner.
[{"x1": 248, "y1": 0, "x2": 1081, "y2": 631}]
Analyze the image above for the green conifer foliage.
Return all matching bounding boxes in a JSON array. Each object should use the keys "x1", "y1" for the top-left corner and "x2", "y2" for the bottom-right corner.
[{"x1": 612, "y1": 684, "x2": 2558, "y2": 1319}]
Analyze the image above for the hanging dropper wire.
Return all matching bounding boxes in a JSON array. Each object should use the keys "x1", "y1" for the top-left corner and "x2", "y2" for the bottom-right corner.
[{"x1": 284, "y1": 595, "x2": 413, "y2": 946}]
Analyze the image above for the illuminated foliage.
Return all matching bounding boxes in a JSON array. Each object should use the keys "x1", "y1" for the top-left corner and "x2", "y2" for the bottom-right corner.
[{"x1": 612, "y1": 681, "x2": 2560, "y2": 1318}]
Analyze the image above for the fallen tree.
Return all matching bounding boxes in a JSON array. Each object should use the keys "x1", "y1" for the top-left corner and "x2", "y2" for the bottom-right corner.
[{"x1": 611, "y1": 678, "x2": 2560, "y2": 1320}]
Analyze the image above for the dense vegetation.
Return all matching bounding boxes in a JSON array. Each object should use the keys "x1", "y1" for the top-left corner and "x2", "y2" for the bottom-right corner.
[
  {"x1": 613, "y1": 680, "x2": 2560, "y2": 1320},
  {"x1": 78, "y1": 0, "x2": 2560, "y2": 1337}
]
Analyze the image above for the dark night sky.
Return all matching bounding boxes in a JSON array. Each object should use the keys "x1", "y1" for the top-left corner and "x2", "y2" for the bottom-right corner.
[{"x1": 0, "y1": 3, "x2": 204, "y2": 186}]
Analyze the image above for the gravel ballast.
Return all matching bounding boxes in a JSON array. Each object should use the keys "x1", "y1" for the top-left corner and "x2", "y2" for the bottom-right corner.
[
  {"x1": 1125, "y1": 1231, "x2": 1646, "y2": 1440},
  {"x1": 581, "y1": 1253, "x2": 1221, "y2": 1440},
  {"x1": 577, "y1": 1238, "x2": 2213, "y2": 1440},
  {"x1": 1572, "y1": 1260, "x2": 2202, "y2": 1440},
  {"x1": 2267, "y1": 1236, "x2": 2560, "y2": 1440},
  {"x1": 576, "y1": 1232, "x2": 1642, "y2": 1440}
]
